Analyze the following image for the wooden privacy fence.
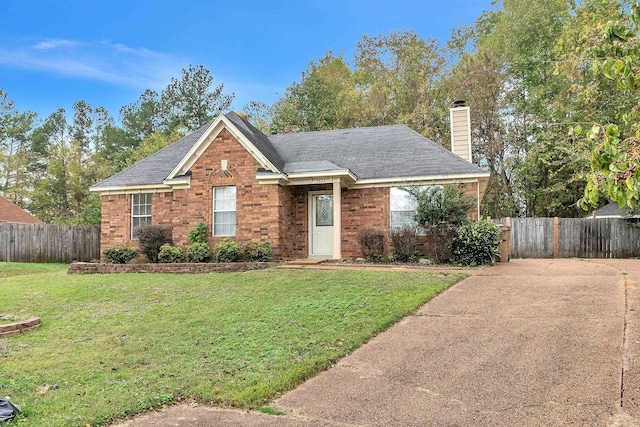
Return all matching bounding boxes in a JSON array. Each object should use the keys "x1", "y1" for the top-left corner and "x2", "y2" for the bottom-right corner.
[
  {"x1": 0, "y1": 223, "x2": 100, "y2": 263},
  {"x1": 495, "y1": 217, "x2": 640, "y2": 259}
]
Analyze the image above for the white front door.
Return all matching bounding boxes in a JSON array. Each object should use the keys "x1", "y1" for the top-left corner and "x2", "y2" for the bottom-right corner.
[{"x1": 310, "y1": 193, "x2": 334, "y2": 257}]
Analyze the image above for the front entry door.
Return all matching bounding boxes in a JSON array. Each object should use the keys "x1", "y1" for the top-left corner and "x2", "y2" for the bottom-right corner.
[{"x1": 310, "y1": 193, "x2": 334, "y2": 257}]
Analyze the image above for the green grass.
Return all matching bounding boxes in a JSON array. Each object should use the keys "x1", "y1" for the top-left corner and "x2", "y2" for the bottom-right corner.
[
  {"x1": 0, "y1": 263, "x2": 465, "y2": 426},
  {"x1": 0, "y1": 262, "x2": 67, "y2": 279}
]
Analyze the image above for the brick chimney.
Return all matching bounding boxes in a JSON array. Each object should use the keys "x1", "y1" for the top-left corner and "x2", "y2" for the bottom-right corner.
[{"x1": 450, "y1": 100, "x2": 472, "y2": 163}]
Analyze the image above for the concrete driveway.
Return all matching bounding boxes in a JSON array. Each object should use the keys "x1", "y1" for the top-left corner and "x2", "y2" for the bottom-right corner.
[{"x1": 113, "y1": 259, "x2": 639, "y2": 426}]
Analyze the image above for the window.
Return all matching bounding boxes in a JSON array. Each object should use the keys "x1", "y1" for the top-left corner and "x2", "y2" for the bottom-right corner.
[
  {"x1": 390, "y1": 187, "x2": 418, "y2": 229},
  {"x1": 390, "y1": 186, "x2": 443, "y2": 230},
  {"x1": 213, "y1": 186, "x2": 236, "y2": 236},
  {"x1": 131, "y1": 193, "x2": 152, "y2": 238}
]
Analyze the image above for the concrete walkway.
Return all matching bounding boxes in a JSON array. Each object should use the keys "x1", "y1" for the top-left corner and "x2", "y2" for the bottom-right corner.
[{"x1": 112, "y1": 259, "x2": 639, "y2": 426}]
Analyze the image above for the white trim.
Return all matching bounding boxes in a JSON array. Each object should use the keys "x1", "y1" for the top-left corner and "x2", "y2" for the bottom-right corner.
[
  {"x1": 351, "y1": 173, "x2": 490, "y2": 189},
  {"x1": 162, "y1": 175, "x2": 190, "y2": 187},
  {"x1": 287, "y1": 170, "x2": 356, "y2": 180},
  {"x1": 477, "y1": 182, "x2": 481, "y2": 219},
  {"x1": 90, "y1": 184, "x2": 174, "y2": 195},
  {"x1": 167, "y1": 114, "x2": 281, "y2": 180},
  {"x1": 308, "y1": 190, "x2": 334, "y2": 258},
  {"x1": 332, "y1": 181, "x2": 342, "y2": 260},
  {"x1": 256, "y1": 170, "x2": 357, "y2": 186},
  {"x1": 212, "y1": 185, "x2": 237, "y2": 237},
  {"x1": 131, "y1": 193, "x2": 152, "y2": 239}
]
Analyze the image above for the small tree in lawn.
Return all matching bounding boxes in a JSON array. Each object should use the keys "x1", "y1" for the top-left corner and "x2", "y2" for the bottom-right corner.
[{"x1": 406, "y1": 184, "x2": 476, "y2": 263}]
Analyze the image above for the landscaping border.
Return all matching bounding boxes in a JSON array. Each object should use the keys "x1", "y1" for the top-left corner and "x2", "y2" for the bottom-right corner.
[
  {"x1": 68, "y1": 262, "x2": 276, "y2": 274},
  {"x1": 0, "y1": 317, "x2": 41, "y2": 337}
]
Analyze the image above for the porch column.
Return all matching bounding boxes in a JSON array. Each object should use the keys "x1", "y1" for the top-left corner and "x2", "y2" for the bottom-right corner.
[{"x1": 333, "y1": 180, "x2": 342, "y2": 259}]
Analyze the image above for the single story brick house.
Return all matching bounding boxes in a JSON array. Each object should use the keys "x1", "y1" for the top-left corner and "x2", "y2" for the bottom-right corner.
[{"x1": 91, "y1": 104, "x2": 489, "y2": 260}]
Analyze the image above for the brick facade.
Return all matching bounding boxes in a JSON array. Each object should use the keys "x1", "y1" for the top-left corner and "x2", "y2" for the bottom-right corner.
[{"x1": 99, "y1": 129, "x2": 481, "y2": 261}]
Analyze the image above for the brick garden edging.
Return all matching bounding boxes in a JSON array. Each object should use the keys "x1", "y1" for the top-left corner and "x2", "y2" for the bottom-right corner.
[
  {"x1": 0, "y1": 317, "x2": 41, "y2": 337},
  {"x1": 68, "y1": 262, "x2": 276, "y2": 274}
]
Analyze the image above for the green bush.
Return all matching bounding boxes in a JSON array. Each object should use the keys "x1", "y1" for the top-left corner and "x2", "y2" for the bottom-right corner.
[
  {"x1": 136, "y1": 225, "x2": 172, "y2": 263},
  {"x1": 426, "y1": 222, "x2": 458, "y2": 264},
  {"x1": 103, "y1": 246, "x2": 138, "y2": 264},
  {"x1": 158, "y1": 243, "x2": 185, "y2": 263},
  {"x1": 410, "y1": 184, "x2": 476, "y2": 228},
  {"x1": 187, "y1": 242, "x2": 212, "y2": 263},
  {"x1": 451, "y1": 220, "x2": 501, "y2": 266},
  {"x1": 389, "y1": 227, "x2": 418, "y2": 262},
  {"x1": 188, "y1": 222, "x2": 208, "y2": 244},
  {"x1": 214, "y1": 239, "x2": 242, "y2": 263},
  {"x1": 243, "y1": 241, "x2": 273, "y2": 262},
  {"x1": 356, "y1": 229, "x2": 386, "y2": 262}
]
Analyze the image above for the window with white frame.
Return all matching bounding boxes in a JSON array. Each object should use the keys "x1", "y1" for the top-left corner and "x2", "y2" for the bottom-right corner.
[
  {"x1": 390, "y1": 186, "x2": 443, "y2": 230},
  {"x1": 213, "y1": 186, "x2": 236, "y2": 236},
  {"x1": 390, "y1": 187, "x2": 419, "y2": 229},
  {"x1": 131, "y1": 193, "x2": 152, "y2": 238}
]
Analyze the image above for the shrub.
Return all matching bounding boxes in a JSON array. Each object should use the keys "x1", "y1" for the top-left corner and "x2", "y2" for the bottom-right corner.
[
  {"x1": 451, "y1": 220, "x2": 501, "y2": 266},
  {"x1": 188, "y1": 222, "x2": 208, "y2": 244},
  {"x1": 243, "y1": 241, "x2": 273, "y2": 262},
  {"x1": 187, "y1": 242, "x2": 212, "y2": 263},
  {"x1": 136, "y1": 225, "x2": 172, "y2": 263},
  {"x1": 426, "y1": 222, "x2": 458, "y2": 264},
  {"x1": 410, "y1": 184, "x2": 476, "y2": 228},
  {"x1": 356, "y1": 229, "x2": 386, "y2": 262},
  {"x1": 103, "y1": 246, "x2": 138, "y2": 264},
  {"x1": 157, "y1": 243, "x2": 185, "y2": 263},
  {"x1": 389, "y1": 227, "x2": 418, "y2": 262},
  {"x1": 214, "y1": 238, "x2": 242, "y2": 263}
]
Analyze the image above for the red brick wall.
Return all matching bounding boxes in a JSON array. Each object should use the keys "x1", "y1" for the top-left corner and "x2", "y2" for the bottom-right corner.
[
  {"x1": 99, "y1": 129, "x2": 287, "y2": 257},
  {"x1": 342, "y1": 187, "x2": 389, "y2": 259},
  {"x1": 100, "y1": 193, "x2": 132, "y2": 254}
]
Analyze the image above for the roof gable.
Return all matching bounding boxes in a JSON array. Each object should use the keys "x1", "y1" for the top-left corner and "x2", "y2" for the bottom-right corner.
[
  {"x1": 167, "y1": 113, "x2": 283, "y2": 180},
  {"x1": 91, "y1": 113, "x2": 284, "y2": 191}
]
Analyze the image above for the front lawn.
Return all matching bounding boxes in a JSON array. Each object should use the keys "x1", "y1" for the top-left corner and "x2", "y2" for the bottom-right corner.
[{"x1": 0, "y1": 263, "x2": 464, "y2": 426}]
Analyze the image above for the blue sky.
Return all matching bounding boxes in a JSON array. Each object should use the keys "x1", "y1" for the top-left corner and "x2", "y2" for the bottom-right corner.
[{"x1": 0, "y1": 0, "x2": 494, "y2": 122}]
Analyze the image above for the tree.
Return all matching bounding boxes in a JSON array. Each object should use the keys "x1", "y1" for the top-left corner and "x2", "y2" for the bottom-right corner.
[
  {"x1": 451, "y1": 0, "x2": 633, "y2": 217},
  {"x1": 409, "y1": 184, "x2": 476, "y2": 228},
  {"x1": 120, "y1": 89, "x2": 161, "y2": 141},
  {"x1": 29, "y1": 103, "x2": 113, "y2": 225},
  {"x1": 159, "y1": 65, "x2": 234, "y2": 132},
  {"x1": 444, "y1": 51, "x2": 520, "y2": 218},
  {"x1": 241, "y1": 100, "x2": 272, "y2": 134},
  {"x1": 118, "y1": 65, "x2": 234, "y2": 163},
  {"x1": 407, "y1": 184, "x2": 476, "y2": 263},
  {"x1": 354, "y1": 30, "x2": 447, "y2": 139},
  {"x1": 580, "y1": 2, "x2": 640, "y2": 210},
  {"x1": 271, "y1": 52, "x2": 358, "y2": 133},
  {"x1": 0, "y1": 90, "x2": 37, "y2": 206}
]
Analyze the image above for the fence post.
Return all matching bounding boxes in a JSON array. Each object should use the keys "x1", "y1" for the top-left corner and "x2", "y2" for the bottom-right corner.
[{"x1": 553, "y1": 217, "x2": 559, "y2": 258}]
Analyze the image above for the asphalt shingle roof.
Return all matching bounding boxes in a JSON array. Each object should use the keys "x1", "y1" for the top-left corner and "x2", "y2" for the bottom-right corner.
[
  {"x1": 92, "y1": 112, "x2": 486, "y2": 190},
  {"x1": 593, "y1": 201, "x2": 633, "y2": 217},
  {"x1": 94, "y1": 122, "x2": 210, "y2": 188},
  {"x1": 224, "y1": 112, "x2": 284, "y2": 171},
  {"x1": 269, "y1": 124, "x2": 485, "y2": 180}
]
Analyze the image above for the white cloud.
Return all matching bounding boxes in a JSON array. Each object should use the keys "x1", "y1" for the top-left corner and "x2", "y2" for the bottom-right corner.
[
  {"x1": 31, "y1": 39, "x2": 81, "y2": 50},
  {"x1": 0, "y1": 38, "x2": 185, "y2": 90}
]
